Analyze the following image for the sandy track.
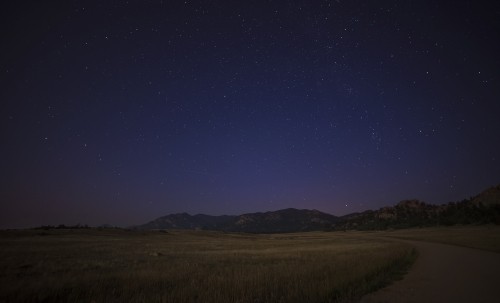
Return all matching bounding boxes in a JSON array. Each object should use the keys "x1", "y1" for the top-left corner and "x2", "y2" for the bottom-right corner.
[{"x1": 359, "y1": 239, "x2": 500, "y2": 303}]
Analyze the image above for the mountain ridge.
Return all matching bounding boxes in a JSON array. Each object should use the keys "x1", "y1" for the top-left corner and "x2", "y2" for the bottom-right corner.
[
  {"x1": 136, "y1": 184, "x2": 500, "y2": 232},
  {"x1": 138, "y1": 208, "x2": 338, "y2": 233}
]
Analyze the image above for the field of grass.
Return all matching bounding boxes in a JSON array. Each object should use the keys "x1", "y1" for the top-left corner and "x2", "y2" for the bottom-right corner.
[
  {"x1": 377, "y1": 225, "x2": 500, "y2": 253},
  {"x1": 0, "y1": 229, "x2": 415, "y2": 303}
]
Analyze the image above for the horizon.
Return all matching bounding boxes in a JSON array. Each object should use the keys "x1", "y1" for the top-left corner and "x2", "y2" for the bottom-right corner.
[
  {"x1": 7, "y1": 183, "x2": 499, "y2": 229},
  {"x1": 2, "y1": 1, "x2": 500, "y2": 229}
]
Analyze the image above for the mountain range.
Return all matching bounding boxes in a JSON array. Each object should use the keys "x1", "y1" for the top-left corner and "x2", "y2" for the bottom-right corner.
[
  {"x1": 136, "y1": 184, "x2": 500, "y2": 232},
  {"x1": 138, "y1": 208, "x2": 338, "y2": 233}
]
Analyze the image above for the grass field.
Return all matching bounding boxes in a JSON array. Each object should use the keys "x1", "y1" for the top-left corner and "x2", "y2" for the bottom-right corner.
[
  {"x1": 0, "y1": 229, "x2": 416, "y2": 303},
  {"x1": 377, "y1": 225, "x2": 500, "y2": 253}
]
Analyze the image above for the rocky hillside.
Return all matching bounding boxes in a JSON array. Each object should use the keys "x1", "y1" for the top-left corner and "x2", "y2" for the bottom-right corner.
[
  {"x1": 471, "y1": 184, "x2": 500, "y2": 207},
  {"x1": 335, "y1": 185, "x2": 500, "y2": 230}
]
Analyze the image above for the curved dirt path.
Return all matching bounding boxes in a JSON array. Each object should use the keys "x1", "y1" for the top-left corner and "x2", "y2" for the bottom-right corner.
[{"x1": 359, "y1": 240, "x2": 500, "y2": 303}]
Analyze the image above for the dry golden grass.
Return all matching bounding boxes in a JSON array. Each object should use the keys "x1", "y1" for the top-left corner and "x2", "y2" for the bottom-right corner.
[{"x1": 0, "y1": 229, "x2": 415, "y2": 303}]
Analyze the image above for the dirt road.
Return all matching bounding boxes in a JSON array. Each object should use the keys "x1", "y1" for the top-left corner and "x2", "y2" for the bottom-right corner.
[{"x1": 359, "y1": 240, "x2": 500, "y2": 303}]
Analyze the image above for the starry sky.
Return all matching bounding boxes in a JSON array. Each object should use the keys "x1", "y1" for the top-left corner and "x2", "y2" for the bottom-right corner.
[{"x1": 1, "y1": 0, "x2": 500, "y2": 228}]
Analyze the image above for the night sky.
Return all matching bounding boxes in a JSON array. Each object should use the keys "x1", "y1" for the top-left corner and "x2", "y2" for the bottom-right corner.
[{"x1": 2, "y1": 1, "x2": 500, "y2": 228}]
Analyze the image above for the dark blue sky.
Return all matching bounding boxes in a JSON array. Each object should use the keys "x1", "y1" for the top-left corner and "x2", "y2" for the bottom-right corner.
[{"x1": 1, "y1": 0, "x2": 499, "y2": 228}]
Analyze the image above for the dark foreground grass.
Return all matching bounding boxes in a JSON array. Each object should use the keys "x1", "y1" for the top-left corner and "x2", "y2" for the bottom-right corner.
[{"x1": 0, "y1": 229, "x2": 415, "y2": 303}]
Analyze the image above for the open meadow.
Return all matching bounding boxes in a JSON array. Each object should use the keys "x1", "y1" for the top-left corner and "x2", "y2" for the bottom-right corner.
[
  {"x1": 2, "y1": 226, "x2": 499, "y2": 303},
  {"x1": 0, "y1": 229, "x2": 415, "y2": 303},
  {"x1": 376, "y1": 225, "x2": 500, "y2": 253}
]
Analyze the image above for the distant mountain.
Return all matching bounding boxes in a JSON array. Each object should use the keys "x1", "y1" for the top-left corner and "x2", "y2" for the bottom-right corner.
[
  {"x1": 137, "y1": 208, "x2": 338, "y2": 233},
  {"x1": 138, "y1": 213, "x2": 234, "y2": 230},
  {"x1": 137, "y1": 184, "x2": 500, "y2": 233},
  {"x1": 228, "y1": 208, "x2": 338, "y2": 233}
]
